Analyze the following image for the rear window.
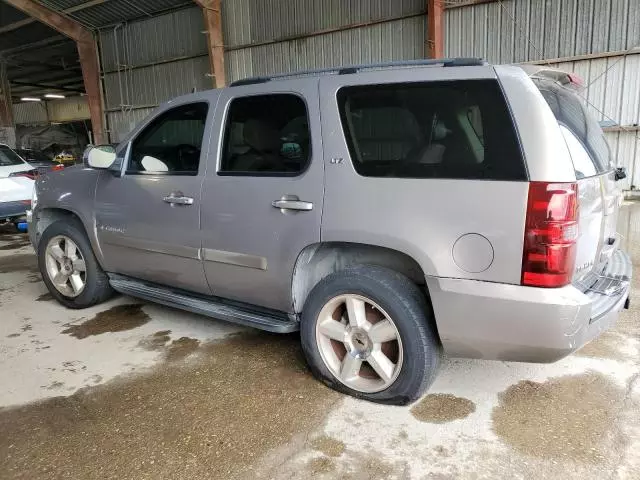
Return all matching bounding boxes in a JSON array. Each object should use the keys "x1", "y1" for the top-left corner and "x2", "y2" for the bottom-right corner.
[
  {"x1": 336, "y1": 80, "x2": 526, "y2": 180},
  {"x1": 0, "y1": 145, "x2": 26, "y2": 167},
  {"x1": 535, "y1": 79, "x2": 612, "y2": 175}
]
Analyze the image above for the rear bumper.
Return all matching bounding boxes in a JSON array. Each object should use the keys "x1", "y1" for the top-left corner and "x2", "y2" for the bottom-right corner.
[
  {"x1": 0, "y1": 201, "x2": 29, "y2": 222},
  {"x1": 427, "y1": 249, "x2": 632, "y2": 362}
]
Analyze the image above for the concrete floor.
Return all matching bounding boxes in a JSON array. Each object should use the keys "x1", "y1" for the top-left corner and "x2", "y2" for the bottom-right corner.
[{"x1": 1, "y1": 204, "x2": 639, "y2": 480}]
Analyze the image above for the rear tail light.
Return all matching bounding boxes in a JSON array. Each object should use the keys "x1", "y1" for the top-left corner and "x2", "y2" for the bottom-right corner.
[
  {"x1": 9, "y1": 170, "x2": 37, "y2": 180},
  {"x1": 521, "y1": 182, "x2": 578, "y2": 288},
  {"x1": 52, "y1": 164, "x2": 64, "y2": 171}
]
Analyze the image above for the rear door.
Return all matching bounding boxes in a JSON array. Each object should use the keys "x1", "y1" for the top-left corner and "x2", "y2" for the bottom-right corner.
[
  {"x1": 536, "y1": 79, "x2": 620, "y2": 282},
  {"x1": 200, "y1": 80, "x2": 324, "y2": 312}
]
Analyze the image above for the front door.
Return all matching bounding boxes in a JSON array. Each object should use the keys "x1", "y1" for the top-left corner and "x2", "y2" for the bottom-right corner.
[
  {"x1": 95, "y1": 100, "x2": 212, "y2": 294},
  {"x1": 201, "y1": 80, "x2": 324, "y2": 312}
]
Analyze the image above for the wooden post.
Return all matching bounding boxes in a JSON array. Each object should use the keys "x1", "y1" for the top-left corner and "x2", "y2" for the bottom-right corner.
[
  {"x1": 427, "y1": 0, "x2": 444, "y2": 59},
  {"x1": 194, "y1": 0, "x2": 226, "y2": 88}
]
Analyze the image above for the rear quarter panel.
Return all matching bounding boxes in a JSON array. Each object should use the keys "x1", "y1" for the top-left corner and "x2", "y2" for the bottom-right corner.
[{"x1": 319, "y1": 67, "x2": 529, "y2": 284}]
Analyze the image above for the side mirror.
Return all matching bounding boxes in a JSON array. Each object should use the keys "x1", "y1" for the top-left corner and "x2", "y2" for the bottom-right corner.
[
  {"x1": 85, "y1": 145, "x2": 117, "y2": 169},
  {"x1": 615, "y1": 167, "x2": 627, "y2": 181}
]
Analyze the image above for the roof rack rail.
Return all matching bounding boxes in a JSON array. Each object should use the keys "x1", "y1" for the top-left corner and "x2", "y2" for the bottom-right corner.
[{"x1": 229, "y1": 57, "x2": 487, "y2": 87}]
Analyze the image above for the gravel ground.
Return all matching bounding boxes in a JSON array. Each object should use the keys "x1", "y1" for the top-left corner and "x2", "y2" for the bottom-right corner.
[{"x1": 0, "y1": 204, "x2": 639, "y2": 480}]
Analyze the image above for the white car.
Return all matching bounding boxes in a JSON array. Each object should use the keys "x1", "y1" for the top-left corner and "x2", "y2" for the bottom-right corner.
[{"x1": 0, "y1": 144, "x2": 34, "y2": 225}]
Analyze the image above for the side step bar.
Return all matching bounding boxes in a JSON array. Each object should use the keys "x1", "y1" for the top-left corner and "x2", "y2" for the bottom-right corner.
[{"x1": 108, "y1": 274, "x2": 299, "y2": 333}]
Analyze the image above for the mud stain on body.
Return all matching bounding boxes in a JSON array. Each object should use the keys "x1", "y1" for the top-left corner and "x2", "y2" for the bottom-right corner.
[
  {"x1": 0, "y1": 333, "x2": 339, "y2": 480},
  {"x1": 61, "y1": 304, "x2": 150, "y2": 339},
  {"x1": 36, "y1": 293, "x2": 53, "y2": 302},
  {"x1": 0, "y1": 254, "x2": 39, "y2": 274},
  {"x1": 492, "y1": 372, "x2": 626, "y2": 463},
  {"x1": 311, "y1": 435, "x2": 345, "y2": 457},
  {"x1": 411, "y1": 394, "x2": 476, "y2": 423}
]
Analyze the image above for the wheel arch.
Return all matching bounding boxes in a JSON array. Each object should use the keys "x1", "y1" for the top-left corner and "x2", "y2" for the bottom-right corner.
[
  {"x1": 34, "y1": 207, "x2": 105, "y2": 268},
  {"x1": 292, "y1": 242, "x2": 430, "y2": 313}
]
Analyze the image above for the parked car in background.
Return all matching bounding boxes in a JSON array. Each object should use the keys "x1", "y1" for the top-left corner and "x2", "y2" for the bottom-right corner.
[
  {"x1": 54, "y1": 151, "x2": 76, "y2": 165},
  {"x1": 0, "y1": 144, "x2": 35, "y2": 178},
  {"x1": 28, "y1": 59, "x2": 631, "y2": 405},
  {"x1": 0, "y1": 175, "x2": 34, "y2": 228},
  {"x1": 16, "y1": 148, "x2": 64, "y2": 174}
]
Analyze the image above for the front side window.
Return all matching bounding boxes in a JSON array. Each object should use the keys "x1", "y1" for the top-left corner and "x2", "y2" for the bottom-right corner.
[
  {"x1": 220, "y1": 94, "x2": 310, "y2": 175},
  {"x1": 337, "y1": 80, "x2": 526, "y2": 180},
  {"x1": 128, "y1": 102, "x2": 208, "y2": 175}
]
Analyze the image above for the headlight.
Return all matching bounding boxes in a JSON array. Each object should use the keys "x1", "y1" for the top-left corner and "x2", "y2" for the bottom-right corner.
[{"x1": 31, "y1": 185, "x2": 38, "y2": 209}]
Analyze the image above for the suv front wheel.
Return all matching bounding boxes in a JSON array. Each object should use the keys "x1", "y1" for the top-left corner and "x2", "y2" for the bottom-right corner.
[
  {"x1": 300, "y1": 265, "x2": 441, "y2": 405},
  {"x1": 38, "y1": 219, "x2": 113, "y2": 309}
]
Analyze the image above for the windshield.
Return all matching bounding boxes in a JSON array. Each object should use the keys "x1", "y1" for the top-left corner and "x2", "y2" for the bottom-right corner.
[
  {"x1": 0, "y1": 145, "x2": 28, "y2": 167},
  {"x1": 534, "y1": 78, "x2": 613, "y2": 175}
]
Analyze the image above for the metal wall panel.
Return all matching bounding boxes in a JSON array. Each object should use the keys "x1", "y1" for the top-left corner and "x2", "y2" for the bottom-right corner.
[
  {"x1": 47, "y1": 97, "x2": 90, "y2": 123},
  {"x1": 226, "y1": 15, "x2": 426, "y2": 83},
  {"x1": 12, "y1": 102, "x2": 48, "y2": 125},
  {"x1": 107, "y1": 108, "x2": 155, "y2": 143},
  {"x1": 222, "y1": 0, "x2": 425, "y2": 47},
  {"x1": 445, "y1": 0, "x2": 640, "y2": 63},
  {"x1": 103, "y1": 56, "x2": 211, "y2": 111},
  {"x1": 99, "y1": 7, "x2": 207, "y2": 72}
]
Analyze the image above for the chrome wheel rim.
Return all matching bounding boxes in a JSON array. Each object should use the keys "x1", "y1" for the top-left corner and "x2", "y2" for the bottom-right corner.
[
  {"x1": 44, "y1": 235, "x2": 86, "y2": 298},
  {"x1": 315, "y1": 294, "x2": 403, "y2": 393}
]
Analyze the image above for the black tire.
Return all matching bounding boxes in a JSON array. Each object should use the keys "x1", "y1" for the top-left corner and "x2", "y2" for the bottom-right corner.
[
  {"x1": 38, "y1": 219, "x2": 114, "y2": 309},
  {"x1": 300, "y1": 265, "x2": 441, "y2": 405}
]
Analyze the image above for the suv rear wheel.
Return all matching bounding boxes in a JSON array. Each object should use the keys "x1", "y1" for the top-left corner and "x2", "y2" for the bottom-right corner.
[
  {"x1": 38, "y1": 219, "x2": 113, "y2": 309},
  {"x1": 300, "y1": 265, "x2": 441, "y2": 405}
]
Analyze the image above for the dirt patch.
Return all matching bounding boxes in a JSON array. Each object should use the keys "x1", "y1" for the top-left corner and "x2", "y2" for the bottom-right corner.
[
  {"x1": 575, "y1": 332, "x2": 631, "y2": 361},
  {"x1": 0, "y1": 333, "x2": 340, "y2": 480},
  {"x1": 35, "y1": 293, "x2": 53, "y2": 302},
  {"x1": 138, "y1": 330, "x2": 172, "y2": 351},
  {"x1": 492, "y1": 372, "x2": 626, "y2": 463},
  {"x1": 165, "y1": 337, "x2": 200, "y2": 362},
  {"x1": 0, "y1": 254, "x2": 39, "y2": 274},
  {"x1": 6, "y1": 333, "x2": 20, "y2": 338},
  {"x1": 0, "y1": 239, "x2": 31, "y2": 251},
  {"x1": 307, "y1": 456, "x2": 336, "y2": 475},
  {"x1": 311, "y1": 435, "x2": 345, "y2": 457},
  {"x1": 61, "y1": 304, "x2": 150, "y2": 339},
  {"x1": 410, "y1": 394, "x2": 476, "y2": 423}
]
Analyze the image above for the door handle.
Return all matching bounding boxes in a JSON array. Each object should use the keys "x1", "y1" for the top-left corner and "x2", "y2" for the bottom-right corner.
[
  {"x1": 163, "y1": 193, "x2": 194, "y2": 205},
  {"x1": 272, "y1": 196, "x2": 313, "y2": 212}
]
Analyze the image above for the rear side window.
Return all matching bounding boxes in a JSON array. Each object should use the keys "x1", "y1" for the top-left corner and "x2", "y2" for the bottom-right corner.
[
  {"x1": 220, "y1": 94, "x2": 310, "y2": 176},
  {"x1": 336, "y1": 80, "x2": 526, "y2": 180},
  {"x1": 0, "y1": 145, "x2": 26, "y2": 167},
  {"x1": 535, "y1": 79, "x2": 612, "y2": 175}
]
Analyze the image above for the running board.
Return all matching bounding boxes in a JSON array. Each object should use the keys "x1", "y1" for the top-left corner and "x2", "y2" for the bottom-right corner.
[{"x1": 108, "y1": 274, "x2": 299, "y2": 333}]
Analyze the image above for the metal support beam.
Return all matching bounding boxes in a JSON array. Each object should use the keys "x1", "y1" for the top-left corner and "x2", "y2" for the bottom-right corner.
[
  {"x1": 4, "y1": 0, "x2": 105, "y2": 143},
  {"x1": 0, "y1": 63, "x2": 14, "y2": 127},
  {"x1": 194, "y1": 0, "x2": 226, "y2": 88},
  {"x1": 427, "y1": 0, "x2": 444, "y2": 59}
]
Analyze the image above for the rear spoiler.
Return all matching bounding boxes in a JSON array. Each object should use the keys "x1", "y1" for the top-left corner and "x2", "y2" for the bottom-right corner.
[{"x1": 517, "y1": 65, "x2": 584, "y2": 90}]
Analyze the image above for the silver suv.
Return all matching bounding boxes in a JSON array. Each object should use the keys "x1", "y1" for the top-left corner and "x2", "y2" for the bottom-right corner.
[{"x1": 29, "y1": 59, "x2": 632, "y2": 404}]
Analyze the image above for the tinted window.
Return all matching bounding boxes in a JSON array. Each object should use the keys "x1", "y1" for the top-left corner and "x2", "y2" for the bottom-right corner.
[
  {"x1": 560, "y1": 126, "x2": 597, "y2": 179},
  {"x1": 535, "y1": 79, "x2": 612, "y2": 175},
  {"x1": 16, "y1": 149, "x2": 55, "y2": 165},
  {"x1": 337, "y1": 80, "x2": 526, "y2": 180},
  {"x1": 220, "y1": 94, "x2": 310, "y2": 175},
  {"x1": 0, "y1": 145, "x2": 27, "y2": 167},
  {"x1": 129, "y1": 102, "x2": 208, "y2": 174}
]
